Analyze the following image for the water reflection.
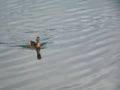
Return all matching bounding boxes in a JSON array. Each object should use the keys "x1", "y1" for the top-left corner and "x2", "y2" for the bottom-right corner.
[{"x1": 36, "y1": 48, "x2": 41, "y2": 60}]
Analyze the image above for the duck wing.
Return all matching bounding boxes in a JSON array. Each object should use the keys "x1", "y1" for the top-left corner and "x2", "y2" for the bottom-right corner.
[{"x1": 30, "y1": 41, "x2": 36, "y2": 45}]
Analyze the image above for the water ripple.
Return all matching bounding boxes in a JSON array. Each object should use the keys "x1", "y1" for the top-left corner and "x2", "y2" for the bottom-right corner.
[{"x1": 0, "y1": 0, "x2": 120, "y2": 90}]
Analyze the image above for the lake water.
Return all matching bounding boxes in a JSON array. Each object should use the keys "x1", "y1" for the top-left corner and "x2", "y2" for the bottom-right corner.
[{"x1": 0, "y1": 0, "x2": 120, "y2": 90}]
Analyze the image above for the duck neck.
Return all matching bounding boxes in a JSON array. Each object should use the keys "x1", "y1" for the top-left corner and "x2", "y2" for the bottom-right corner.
[{"x1": 36, "y1": 40, "x2": 40, "y2": 48}]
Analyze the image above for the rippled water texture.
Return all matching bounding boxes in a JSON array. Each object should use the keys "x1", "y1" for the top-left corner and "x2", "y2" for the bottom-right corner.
[{"x1": 0, "y1": 0, "x2": 120, "y2": 90}]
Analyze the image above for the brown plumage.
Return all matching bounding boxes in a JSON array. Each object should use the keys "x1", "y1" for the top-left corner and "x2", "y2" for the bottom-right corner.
[
  {"x1": 29, "y1": 37, "x2": 41, "y2": 49},
  {"x1": 29, "y1": 37, "x2": 41, "y2": 59}
]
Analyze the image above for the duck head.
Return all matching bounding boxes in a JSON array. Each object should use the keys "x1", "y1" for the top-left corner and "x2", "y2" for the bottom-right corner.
[{"x1": 36, "y1": 36, "x2": 40, "y2": 43}]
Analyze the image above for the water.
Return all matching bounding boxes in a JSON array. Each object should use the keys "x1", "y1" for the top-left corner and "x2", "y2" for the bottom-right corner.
[{"x1": 0, "y1": 0, "x2": 120, "y2": 90}]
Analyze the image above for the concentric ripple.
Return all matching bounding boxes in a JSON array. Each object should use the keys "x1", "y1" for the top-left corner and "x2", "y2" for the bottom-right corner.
[{"x1": 0, "y1": 0, "x2": 120, "y2": 90}]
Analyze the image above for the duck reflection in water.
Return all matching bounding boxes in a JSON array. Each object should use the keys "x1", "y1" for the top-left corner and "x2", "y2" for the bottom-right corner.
[{"x1": 29, "y1": 36, "x2": 41, "y2": 60}]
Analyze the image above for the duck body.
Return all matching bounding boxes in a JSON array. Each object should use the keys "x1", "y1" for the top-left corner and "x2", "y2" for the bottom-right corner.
[{"x1": 29, "y1": 37, "x2": 41, "y2": 49}]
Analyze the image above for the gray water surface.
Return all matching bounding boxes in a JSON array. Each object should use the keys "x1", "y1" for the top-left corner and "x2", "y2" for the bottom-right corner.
[{"x1": 0, "y1": 0, "x2": 120, "y2": 90}]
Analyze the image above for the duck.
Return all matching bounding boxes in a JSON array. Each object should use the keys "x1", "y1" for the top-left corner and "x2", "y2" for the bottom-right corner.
[
  {"x1": 29, "y1": 36, "x2": 41, "y2": 59},
  {"x1": 29, "y1": 36, "x2": 41, "y2": 49}
]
